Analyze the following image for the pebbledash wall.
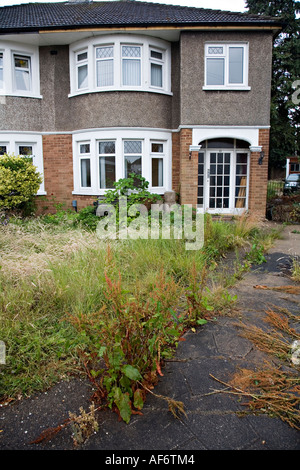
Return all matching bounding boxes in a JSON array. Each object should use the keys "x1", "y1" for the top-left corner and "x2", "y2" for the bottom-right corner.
[{"x1": 1, "y1": 30, "x2": 273, "y2": 217}]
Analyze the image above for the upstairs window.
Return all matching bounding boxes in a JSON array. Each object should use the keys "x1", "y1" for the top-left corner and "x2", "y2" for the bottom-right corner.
[
  {"x1": 204, "y1": 43, "x2": 249, "y2": 90},
  {"x1": 0, "y1": 42, "x2": 40, "y2": 98},
  {"x1": 69, "y1": 35, "x2": 171, "y2": 97},
  {"x1": 14, "y1": 55, "x2": 31, "y2": 92}
]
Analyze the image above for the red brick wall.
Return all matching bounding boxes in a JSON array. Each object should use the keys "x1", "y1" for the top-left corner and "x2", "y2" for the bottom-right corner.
[
  {"x1": 172, "y1": 132, "x2": 180, "y2": 194},
  {"x1": 179, "y1": 128, "x2": 198, "y2": 206},
  {"x1": 248, "y1": 128, "x2": 270, "y2": 217},
  {"x1": 36, "y1": 134, "x2": 97, "y2": 213}
]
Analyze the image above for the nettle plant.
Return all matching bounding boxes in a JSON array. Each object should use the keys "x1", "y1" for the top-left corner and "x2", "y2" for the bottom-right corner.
[{"x1": 0, "y1": 154, "x2": 42, "y2": 212}]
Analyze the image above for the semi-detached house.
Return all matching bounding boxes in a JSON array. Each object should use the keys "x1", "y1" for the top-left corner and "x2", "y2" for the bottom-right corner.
[{"x1": 0, "y1": 0, "x2": 282, "y2": 216}]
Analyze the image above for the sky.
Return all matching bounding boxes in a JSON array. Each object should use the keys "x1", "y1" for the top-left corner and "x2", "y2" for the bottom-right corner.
[{"x1": 0, "y1": 0, "x2": 248, "y2": 12}]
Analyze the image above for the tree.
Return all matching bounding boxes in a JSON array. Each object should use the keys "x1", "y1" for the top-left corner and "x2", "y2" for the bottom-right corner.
[{"x1": 246, "y1": 0, "x2": 300, "y2": 174}]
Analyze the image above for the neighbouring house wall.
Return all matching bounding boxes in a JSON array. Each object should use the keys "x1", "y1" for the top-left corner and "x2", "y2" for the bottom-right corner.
[{"x1": 179, "y1": 31, "x2": 273, "y2": 127}]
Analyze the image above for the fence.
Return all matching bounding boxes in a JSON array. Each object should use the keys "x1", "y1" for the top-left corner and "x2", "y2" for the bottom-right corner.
[{"x1": 267, "y1": 180, "x2": 284, "y2": 201}]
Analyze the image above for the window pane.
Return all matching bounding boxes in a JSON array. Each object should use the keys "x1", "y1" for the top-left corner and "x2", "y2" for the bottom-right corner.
[
  {"x1": 19, "y1": 146, "x2": 33, "y2": 156},
  {"x1": 99, "y1": 156, "x2": 115, "y2": 189},
  {"x1": 229, "y1": 47, "x2": 244, "y2": 84},
  {"x1": 96, "y1": 47, "x2": 113, "y2": 59},
  {"x1": 81, "y1": 159, "x2": 91, "y2": 187},
  {"x1": 151, "y1": 50, "x2": 162, "y2": 60},
  {"x1": 206, "y1": 58, "x2": 224, "y2": 86},
  {"x1": 124, "y1": 141, "x2": 142, "y2": 154},
  {"x1": 99, "y1": 141, "x2": 115, "y2": 154},
  {"x1": 152, "y1": 158, "x2": 163, "y2": 186},
  {"x1": 122, "y1": 59, "x2": 141, "y2": 86},
  {"x1": 78, "y1": 64, "x2": 88, "y2": 89},
  {"x1": 80, "y1": 143, "x2": 90, "y2": 154},
  {"x1": 15, "y1": 57, "x2": 29, "y2": 69},
  {"x1": 77, "y1": 51, "x2": 88, "y2": 62},
  {"x1": 0, "y1": 145, "x2": 7, "y2": 155},
  {"x1": 236, "y1": 154, "x2": 248, "y2": 164},
  {"x1": 207, "y1": 138, "x2": 234, "y2": 149},
  {"x1": 151, "y1": 63, "x2": 162, "y2": 87},
  {"x1": 125, "y1": 155, "x2": 142, "y2": 178},
  {"x1": 208, "y1": 46, "x2": 224, "y2": 55},
  {"x1": 97, "y1": 59, "x2": 113, "y2": 87},
  {"x1": 122, "y1": 46, "x2": 141, "y2": 58},
  {"x1": 236, "y1": 139, "x2": 249, "y2": 149},
  {"x1": 15, "y1": 69, "x2": 30, "y2": 90},
  {"x1": 151, "y1": 143, "x2": 163, "y2": 153}
]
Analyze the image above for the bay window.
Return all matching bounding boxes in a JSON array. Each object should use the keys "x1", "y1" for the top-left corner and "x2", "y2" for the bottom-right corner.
[
  {"x1": 69, "y1": 35, "x2": 171, "y2": 96},
  {"x1": 204, "y1": 43, "x2": 249, "y2": 90},
  {"x1": 73, "y1": 130, "x2": 171, "y2": 196}
]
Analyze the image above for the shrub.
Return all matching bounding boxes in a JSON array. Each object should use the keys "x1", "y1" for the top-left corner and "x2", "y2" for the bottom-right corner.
[{"x1": 0, "y1": 154, "x2": 42, "y2": 212}]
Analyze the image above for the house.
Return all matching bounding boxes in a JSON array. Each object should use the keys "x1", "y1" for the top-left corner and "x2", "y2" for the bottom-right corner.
[
  {"x1": 0, "y1": 0, "x2": 282, "y2": 217},
  {"x1": 286, "y1": 156, "x2": 300, "y2": 178}
]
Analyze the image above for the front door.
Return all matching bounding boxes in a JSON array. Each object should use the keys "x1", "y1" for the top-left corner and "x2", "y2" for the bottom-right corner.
[
  {"x1": 207, "y1": 151, "x2": 231, "y2": 211},
  {"x1": 197, "y1": 146, "x2": 249, "y2": 213}
]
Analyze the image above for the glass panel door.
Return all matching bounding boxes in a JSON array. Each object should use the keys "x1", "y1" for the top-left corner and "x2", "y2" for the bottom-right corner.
[{"x1": 208, "y1": 152, "x2": 231, "y2": 210}]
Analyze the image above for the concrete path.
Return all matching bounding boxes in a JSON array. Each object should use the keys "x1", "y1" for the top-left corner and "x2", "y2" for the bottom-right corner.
[{"x1": 0, "y1": 223, "x2": 299, "y2": 452}]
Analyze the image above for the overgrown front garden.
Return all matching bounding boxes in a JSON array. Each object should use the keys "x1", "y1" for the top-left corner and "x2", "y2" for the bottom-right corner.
[{"x1": 0, "y1": 206, "x2": 279, "y2": 427}]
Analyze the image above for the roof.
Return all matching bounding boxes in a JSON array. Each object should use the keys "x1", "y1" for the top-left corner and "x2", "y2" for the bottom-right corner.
[{"x1": 0, "y1": 1, "x2": 283, "y2": 34}]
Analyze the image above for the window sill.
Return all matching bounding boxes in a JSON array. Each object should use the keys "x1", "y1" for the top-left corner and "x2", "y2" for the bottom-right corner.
[
  {"x1": 202, "y1": 86, "x2": 251, "y2": 91},
  {"x1": 68, "y1": 88, "x2": 173, "y2": 98},
  {"x1": 0, "y1": 92, "x2": 43, "y2": 99}
]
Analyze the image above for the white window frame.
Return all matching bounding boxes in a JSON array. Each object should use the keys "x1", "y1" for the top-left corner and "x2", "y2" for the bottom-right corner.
[
  {"x1": 0, "y1": 41, "x2": 41, "y2": 98},
  {"x1": 69, "y1": 35, "x2": 172, "y2": 97},
  {"x1": 72, "y1": 129, "x2": 171, "y2": 196},
  {"x1": 203, "y1": 42, "x2": 250, "y2": 91},
  {"x1": 149, "y1": 47, "x2": 164, "y2": 90},
  {"x1": 150, "y1": 141, "x2": 165, "y2": 189},
  {"x1": 76, "y1": 50, "x2": 89, "y2": 91},
  {"x1": 0, "y1": 133, "x2": 46, "y2": 195},
  {"x1": 78, "y1": 141, "x2": 91, "y2": 189},
  {"x1": 98, "y1": 140, "x2": 116, "y2": 190}
]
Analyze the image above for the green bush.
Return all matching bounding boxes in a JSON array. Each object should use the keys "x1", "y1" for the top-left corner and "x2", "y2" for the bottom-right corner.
[{"x1": 0, "y1": 154, "x2": 42, "y2": 212}]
